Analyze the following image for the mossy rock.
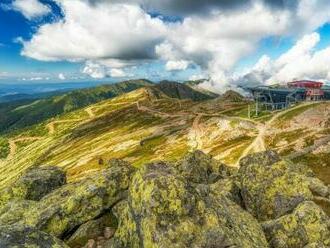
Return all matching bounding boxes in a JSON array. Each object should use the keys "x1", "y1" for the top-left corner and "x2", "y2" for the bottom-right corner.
[
  {"x1": 20, "y1": 160, "x2": 136, "y2": 238},
  {"x1": 239, "y1": 150, "x2": 280, "y2": 168},
  {"x1": 239, "y1": 151, "x2": 313, "y2": 221},
  {"x1": 109, "y1": 161, "x2": 268, "y2": 248},
  {"x1": 176, "y1": 150, "x2": 235, "y2": 184},
  {"x1": 306, "y1": 177, "x2": 329, "y2": 197},
  {"x1": 262, "y1": 201, "x2": 330, "y2": 247},
  {"x1": 0, "y1": 166, "x2": 66, "y2": 207},
  {"x1": 0, "y1": 224, "x2": 69, "y2": 248},
  {"x1": 0, "y1": 200, "x2": 37, "y2": 225},
  {"x1": 209, "y1": 178, "x2": 243, "y2": 207}
]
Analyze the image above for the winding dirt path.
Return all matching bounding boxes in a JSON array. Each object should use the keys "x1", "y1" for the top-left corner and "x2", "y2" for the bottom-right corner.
[
  {"x1": 191, "y1": 114, "x2": 204, "y2": 150},
  {"x1": 8, "y1": 137, "x2": 43, "y2": 159},
  {"x1": 46, "y1": 119, "x2": 84, "y2": 135},
  {"x1": 235, "y1": 102, "x2": 317, "y2": 166},
  {"x1": 136, "y1": 101, "x2": 184, "y2": 118},
  {"x1": 85, "y1": 107, "x2": 95, "y2": 118}
]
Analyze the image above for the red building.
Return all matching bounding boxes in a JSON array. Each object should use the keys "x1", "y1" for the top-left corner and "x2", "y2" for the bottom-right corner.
[{"x1": 287, "y1": 80, "x2": 324, "y2": 101}]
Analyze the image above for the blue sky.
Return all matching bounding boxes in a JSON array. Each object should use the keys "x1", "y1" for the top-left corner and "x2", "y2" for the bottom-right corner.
[{"x1": 1, "y1": 0, "x2": 330, "y2": 88}]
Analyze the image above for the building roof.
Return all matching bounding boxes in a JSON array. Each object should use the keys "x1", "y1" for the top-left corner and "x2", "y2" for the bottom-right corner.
[{"x1": 288, "y1": 80, "x2": 323, "y2": 88}]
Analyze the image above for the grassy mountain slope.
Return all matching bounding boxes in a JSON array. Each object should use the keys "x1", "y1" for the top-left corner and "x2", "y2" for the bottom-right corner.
[
  {"x1": 155, "y1": 80, "x2": 216, "y2": 101},
  {"x1": 0, "y1": 86, "x2": 249, "y2": 186},
  {"x1": 0, "y1": 83, "x2": 328, "y2": 211},
  {"x1": 0, "y1": 79, "x2": 153, "y2": 134},
  {"x1": 184, "y1": 79, "x2": 220, "y2": 98}
]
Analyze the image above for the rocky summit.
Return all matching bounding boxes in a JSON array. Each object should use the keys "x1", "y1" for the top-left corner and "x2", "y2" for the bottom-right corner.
[{"x1": 0, "y1": 150, "x2": 329, "y2": 248}]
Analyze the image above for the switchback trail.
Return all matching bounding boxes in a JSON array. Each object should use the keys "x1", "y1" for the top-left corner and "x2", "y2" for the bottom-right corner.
[
  {"x1": 8, "y1": 137, "x2": 43, "y2": 159},
  {"x1": 85, "y1": 107, "x2": 95, "y2": 118},
  {"x1": 46, "y1": 119, "x2": 84, "y2": 135}
]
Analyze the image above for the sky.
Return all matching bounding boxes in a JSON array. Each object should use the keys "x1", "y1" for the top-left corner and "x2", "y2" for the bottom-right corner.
[{"x1": 1, "y1": 0, "x2": 330, "y2": 91}]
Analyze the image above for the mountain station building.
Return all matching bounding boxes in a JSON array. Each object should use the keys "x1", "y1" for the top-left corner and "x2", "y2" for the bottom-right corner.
[{"x1": 247, "y1": 80, "x2": 330, "y2": 111}]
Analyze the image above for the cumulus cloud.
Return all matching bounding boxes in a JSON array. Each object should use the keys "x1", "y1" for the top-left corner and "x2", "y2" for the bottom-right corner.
[
  {"x1": 82, "y1": 61, "x2": 126, "y2": 78},
  {"x1": 82, "y1": 61, "x2": 107, "y2": 79},
  {"x1": 18, "y1": 0, "x2": 330, "y2": 88},
  {"x1": 235, "y1": 32, "x2": 330, "y2": 86},
  {"x1": 165, "y1": 60, "x2": 190, "y2": 71},
  {"x1": 0, "y1": 71, "x2": 8, "y2": 78},
  {"x1": 58, "y1": 73, "x2": 66, "y2": 80},
  {"x1": 189, "y1": 74, "x2": 206, "y2": 81},
  {"x1": 21, "y1": 0, "x2": 167, "y2": 62},
  {"x1": 10, "y1": 0, "x2": 51, "y2": 20},
  {"x1": 110, "y1": 68, "x2": 126, "y2": 78},
  {"x1": 110, "y1": 0, "x2": 298, "y2": 16}
]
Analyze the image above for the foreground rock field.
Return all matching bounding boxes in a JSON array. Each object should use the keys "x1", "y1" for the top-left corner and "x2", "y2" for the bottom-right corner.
[{"x1": 0, "y1": 150, "x2": 329, "y2": 248}]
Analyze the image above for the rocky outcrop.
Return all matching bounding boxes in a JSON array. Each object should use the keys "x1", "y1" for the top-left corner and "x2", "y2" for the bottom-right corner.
[
  {"x1": 108, "y1": 159, "x2": 268, "y2": 247},
  {"x1": 239, "y1": 150, "x2": 330, "y2": 247},
  {"x1": 175, "y1": 150, "x2": 235, "y2": 184},
  {"x1": 0, "y1": 224, "x2": 69, "y2": 248},
  {"x1": 307, "y1": 177, "x2": 329, "y2": 198},
  {"x1": 262, "y1": 201, "x2": 330, "y2": 247},
  {"x1": 20, "y1": 159, "x2": 136, "y2": 238},
  {"x1": 0, "y1": 166, "x2": 66, "y2": 207},
  {"x1": 0, "y1": 151, "x2": 329, "y2": 248},
  {"x1": 238, "y1": 153, "x2": 313, "y2": 221},
  {"x1": 0, "y1": 200, "x2": 37, "y2": 225}
]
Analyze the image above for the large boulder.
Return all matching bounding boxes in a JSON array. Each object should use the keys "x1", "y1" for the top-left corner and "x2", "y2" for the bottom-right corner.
[
  {"x1": 107, "y1": 161, "x2": 268, "y2": 248},
  {"x1": 209, "y1": 178, "x2": 243, "y2": 207},
  {"x1": 239, "y1": 150, "x2": 280, "y2": 168},
  {"x1": 176, "y1": 150, "x2": 235, "y2": 184},
  {"x1": 0, "y1": 166, "x2": 66, "y2": 207},
  {"x1": 0, "y1": 224, "x2": 69, "y2": 248},
  {"x1": 262, "y1": 201, "x2": 330, "y2": 247},
  {"x1": 306, "y1": 177, "x2": 329, "y2": 198},
  {"x1": 0, "y1": 200, "x2": 37, "y2": 225},
  {"x1": 20, "y1": 159, "x2": 136, "y2": 238},
  {"x1": 238, "y1": 151, "x2": 313, "y2": 221}
]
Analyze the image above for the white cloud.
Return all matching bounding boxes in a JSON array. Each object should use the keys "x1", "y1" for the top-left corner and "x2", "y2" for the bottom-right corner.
[
  {"x1": 58, "y1": 73, "x2": 66, "y2": 80},
  {"x1": 18, "y1": 0, "x2": 330, "y2": 90},
  {"x1": 235, "y1": 32, "x2": 330, "y2": 85},
  {"x1": 82, "y1": 61, "x2": 126, "y2": 78},
  {"x1": 21, "y1": 1, "x2": 167, "y2": 62},
  {"x1": 110, "y1": 68, "x2": 126, "y2": 78},
  {"x1": 189, "y1": 74, "x2": 206, "y2": 81},
  {"x1": 82, "y1": 61, "x2": 107, "y2": 79},
  {"x1": 0, "y1": 71, "x2": 8, "y2": 78},
  {"x1": 11, "y1": 0, "x2": 50, "y2": 20},
  {"x1": 165, "y1": 60, "x2": 190, "y2": 71},
  {"x1": 30, "y1": 77, "x2": 43, "y2": 81}
]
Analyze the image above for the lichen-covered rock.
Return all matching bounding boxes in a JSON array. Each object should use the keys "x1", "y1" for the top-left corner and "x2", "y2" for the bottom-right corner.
[
  {"x1": 20, "y1": 160, "x2": 136, "y2": 238},
  {"x1": 108, "y1": 161, "x2": 268, "y2": 248},
  {"x1": 262, "y1": 201, "x2": 330, "y2": 248},
  {"x1": 0, "y1": 224, "x2": 69, "y2": 248},
  {"x1": 286, "y1": 162, "x2": 315, "y2": 177},
  {"x1": 306, "y1": 177, "x2": 329, "y2": 197},
  {"x1": 0, "y1": 166, "x2": 66, "y2": 207},
  {"x1": 0, "y1": 199, "x2": 37, "y2": 225},
  {"x1": 238, "y1": 151, "x2": 313, "y2": 221},
  {"x1": 239, "y1": 150, "x2": 280, "y2": 168},
  {"x1": 66, "y1": 212, "x2": 117, "y2": 248},
  {"x1": 209, "y1": 178, "x2": 243, "y2": 207},
  {"x1": 176, "y1": 150, "x2": 235, "y2": 184}
]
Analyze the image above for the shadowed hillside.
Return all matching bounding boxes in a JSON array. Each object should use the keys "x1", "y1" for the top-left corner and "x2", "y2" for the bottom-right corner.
[{"x1": 155, "y1": 80, "x2": 216, "y2": 101}]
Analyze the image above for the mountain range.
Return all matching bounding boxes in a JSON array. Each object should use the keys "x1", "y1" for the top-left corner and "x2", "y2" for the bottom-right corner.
[{"x1": 0, "y1": 79, "x2": 329, "y2": 247}]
